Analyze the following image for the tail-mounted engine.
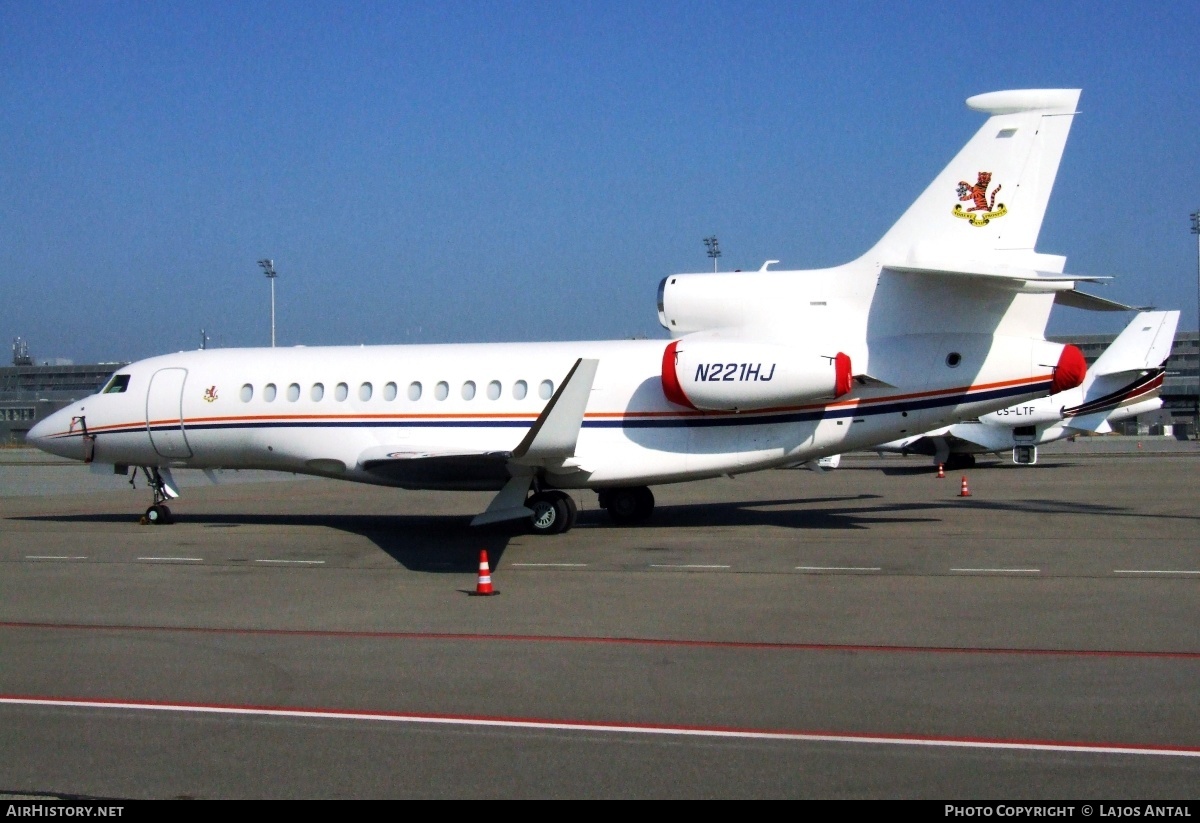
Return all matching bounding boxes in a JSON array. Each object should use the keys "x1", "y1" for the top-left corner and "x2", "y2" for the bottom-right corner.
[{"x1": 662, "y1": 336, "x2": 852, "y2": 411}]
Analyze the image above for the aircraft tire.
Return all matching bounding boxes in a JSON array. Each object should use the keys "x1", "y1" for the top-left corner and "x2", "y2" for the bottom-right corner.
[
  {"x1": 560, "y1": 493, "x2": 578, "y2": 531},
  {"x1": 603, "y1": 486, "x2": 654, "y2": 524},
  {"x1": 528, "y1": 491, "x2": 573, "y2": 535},
  {"x1": 145, "y1": 504, "x2": 172, "y2": 525}
]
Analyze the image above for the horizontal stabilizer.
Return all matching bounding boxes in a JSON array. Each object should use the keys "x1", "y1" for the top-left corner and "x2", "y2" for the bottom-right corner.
[
  {"x1": 884, "y1": 262, "x2": 1108, "y2": 292},
  {"x1": 1065, "y1": 412, "x2": 1113, "y2": 434},
  {"x1": 1054, "y1": 290, "x2": 1147, "y2": 312}
]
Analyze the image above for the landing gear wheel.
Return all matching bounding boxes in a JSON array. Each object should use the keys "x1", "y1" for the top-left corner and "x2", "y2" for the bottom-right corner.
[
  {"x1": 601, "y1": 486, "x2": 655, "y2": 524},
  {"x1": 528, "y1": 491, "x2": 574, "y2": 535},
  {"x1": 145, "y1": 504, "x2": 172, "y2": 525}
]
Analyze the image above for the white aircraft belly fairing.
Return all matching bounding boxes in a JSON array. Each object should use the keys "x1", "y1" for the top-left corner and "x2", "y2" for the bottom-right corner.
[{"x1": 31, "y1": 89, "x2": 1108, "y2": 532}]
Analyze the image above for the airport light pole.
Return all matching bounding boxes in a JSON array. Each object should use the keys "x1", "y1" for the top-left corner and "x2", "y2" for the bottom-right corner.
[
  {"x1": 703, "y1": 236, "x2": 721, "y2": 273},
  {"x1": 1191, "y1": 212, "x2": 1200, "y2": 438},
  {"x1": 258, "y1": 259, "x2": 277, "y2": 347}
]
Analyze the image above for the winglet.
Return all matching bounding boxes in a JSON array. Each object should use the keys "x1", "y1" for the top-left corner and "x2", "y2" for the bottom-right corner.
[{"x1": 512, "y1": 358, "x2": 599, "y2": 462}]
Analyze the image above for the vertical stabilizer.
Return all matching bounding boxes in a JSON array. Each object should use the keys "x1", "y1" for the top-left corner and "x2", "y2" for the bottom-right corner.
[
  {"x1": 869, "y1": 89, "x2": 1080, "y2": 266},
  {"x1": 1089, "y1": 311, "x2": 1181, "y2": 377}
]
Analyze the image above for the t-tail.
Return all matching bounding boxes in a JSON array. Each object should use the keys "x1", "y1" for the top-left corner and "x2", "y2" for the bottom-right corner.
[
  {"x1": 870, "y1": 89, "x2": 1081, "y2": 271},
  {"x1": 1060, "y1": 310, "x2": 1181, "y2": 430}
]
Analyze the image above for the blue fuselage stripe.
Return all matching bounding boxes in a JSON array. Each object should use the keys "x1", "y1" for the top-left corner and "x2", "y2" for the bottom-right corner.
[{"x1": 114, "y1": 379, "x2": 1052, "y2": 436}]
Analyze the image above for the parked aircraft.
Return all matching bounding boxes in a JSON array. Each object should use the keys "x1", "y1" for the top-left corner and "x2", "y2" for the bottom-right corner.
[
  {"x1": 875, "y1": 310, "x2": 1180, "y2": 467},
  {"x1": 30, "y1": 89, "x2": 1112, "y2": 533}
]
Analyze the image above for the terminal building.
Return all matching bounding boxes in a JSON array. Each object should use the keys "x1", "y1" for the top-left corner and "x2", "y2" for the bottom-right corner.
[
  {"x1": 2, "y1": 332, "x2": 1198, "y2": 445},
  {"x1": 1, "y1": 339, "x2": 127, "y2": 445}
]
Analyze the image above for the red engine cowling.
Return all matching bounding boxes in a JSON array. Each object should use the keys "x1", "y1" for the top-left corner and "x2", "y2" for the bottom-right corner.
[{"x1": 662, "y1": 338, "x2": 852, "y2": 411}]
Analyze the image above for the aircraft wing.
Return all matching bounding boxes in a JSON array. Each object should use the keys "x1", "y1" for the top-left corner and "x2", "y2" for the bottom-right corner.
[
  {"x1": 358, "y1": 446, "x2": 515, "y2": 490},
  {"x1": 356, "y1": 357, "x2": 600, "y2": 494},
  {"x1": 887, "y1": 423, "x2": 1014, "y2": 460}
]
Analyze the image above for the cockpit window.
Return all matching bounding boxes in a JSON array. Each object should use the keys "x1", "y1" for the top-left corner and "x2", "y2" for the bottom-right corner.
[{"x1": 102, "y1": 374, "x2": 131, "y2": 394}]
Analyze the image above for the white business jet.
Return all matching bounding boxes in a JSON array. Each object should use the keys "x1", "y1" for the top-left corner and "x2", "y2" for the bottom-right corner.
[
  {"x1": 875, "y1": 310, "x2": 1180, "y2": 468},
  {"x1": 30, "y1": 89, "x2": 1111, "y2": 534}
]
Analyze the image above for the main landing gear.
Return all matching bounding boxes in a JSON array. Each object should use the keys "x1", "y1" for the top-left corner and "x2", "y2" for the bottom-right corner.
[
  {"x1": 139, "y1": 467, "x2": 174, "y2": 525},
  {"x1": 598, "y1": 486, "x2": 655, "y2": 525},
  {"x1": 523, "y1": 485, "x2": 656, "y2": 534},
  {"x1": 943, "y1": 454, "x2": 977, "y2": 470},
  {"x1": 527, "y1": 490, "x2": 578, "y2": 535}
]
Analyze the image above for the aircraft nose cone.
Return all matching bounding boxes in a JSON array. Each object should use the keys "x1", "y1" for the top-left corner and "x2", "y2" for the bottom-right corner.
[{"x1": 26, "y1": 407, "x2": 83, "y2": 460}]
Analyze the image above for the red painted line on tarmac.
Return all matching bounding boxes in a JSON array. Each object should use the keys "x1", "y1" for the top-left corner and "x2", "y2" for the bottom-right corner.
[
  {"x1": 2, "y1": 621, "x2": 1199, "y2": 660},
  {"x1": 1, "y1": 694, "x2": 1198, "y2": 757}
]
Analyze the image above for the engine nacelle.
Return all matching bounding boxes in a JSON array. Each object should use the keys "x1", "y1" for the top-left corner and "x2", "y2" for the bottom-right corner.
[{"x1": 662, "y1": 338, "x2": 852, "y2": 411}]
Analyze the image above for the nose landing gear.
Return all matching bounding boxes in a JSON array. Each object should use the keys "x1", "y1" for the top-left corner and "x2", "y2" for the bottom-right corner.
[{"x1": 137, "y1": 466, "x2": 178, "y2": 525}]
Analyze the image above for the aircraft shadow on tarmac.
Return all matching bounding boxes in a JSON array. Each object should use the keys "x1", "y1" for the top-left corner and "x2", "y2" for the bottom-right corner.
[
  {"x1": 15, "y1": 486, "x2": 1193, "y2": 573},
  {"x1": 845, "y1": 461, "x2": 1084, "y2": 477}
]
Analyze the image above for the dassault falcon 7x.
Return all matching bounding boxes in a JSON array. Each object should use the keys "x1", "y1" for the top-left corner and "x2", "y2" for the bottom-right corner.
[
  {"x1": 875, "y1": 310, "x2": 1180, "y2": 468},
  {"x1": 31, "y1": 89, "x2": 1114, "y2": 534}
]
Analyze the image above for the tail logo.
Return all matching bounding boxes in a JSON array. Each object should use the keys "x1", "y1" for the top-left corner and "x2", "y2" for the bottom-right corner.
[{"x1": 953, "y1": 171, "x2": 1007, "y2": 226}]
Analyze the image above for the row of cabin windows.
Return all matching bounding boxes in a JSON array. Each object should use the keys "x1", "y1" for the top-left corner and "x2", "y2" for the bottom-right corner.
[{"x1": 237, "y1": 379, "x2": 556, "y2": 404}]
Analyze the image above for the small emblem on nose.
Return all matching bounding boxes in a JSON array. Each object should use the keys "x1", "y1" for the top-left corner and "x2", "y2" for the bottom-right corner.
[{"x1": 203, "y1": 386, "x2": 218, "y2": 403}]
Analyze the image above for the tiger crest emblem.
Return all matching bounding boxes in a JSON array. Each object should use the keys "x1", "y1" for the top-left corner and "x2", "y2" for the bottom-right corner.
[{"x1": 953, "y1": 171, "x2": 1007, "y2": 226}]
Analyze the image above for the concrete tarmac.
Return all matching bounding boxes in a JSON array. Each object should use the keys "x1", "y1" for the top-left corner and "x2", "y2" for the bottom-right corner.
[{"x1": 0, "y1": 444, "x2": 1197, "y2": 799}]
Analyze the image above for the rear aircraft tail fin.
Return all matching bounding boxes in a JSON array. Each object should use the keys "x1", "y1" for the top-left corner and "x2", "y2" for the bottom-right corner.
[
  {"x1": 869, "y1": 89, "x2": 1081, "y2": 269},
  {"x1": 1089, "y1": 310, "x2": 1180, "y2": 377}
]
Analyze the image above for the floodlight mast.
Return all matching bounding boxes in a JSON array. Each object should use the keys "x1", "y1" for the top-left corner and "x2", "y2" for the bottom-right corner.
[
  {"x1": 703, "y1": 236, "x2": 721, "y2": 273},
  {"x1": 1190, "y1": 212, "x2": 1200, "y2": 437},
  {"x1": 258, "y1": 259, "x2": 277, "y2": 347}
]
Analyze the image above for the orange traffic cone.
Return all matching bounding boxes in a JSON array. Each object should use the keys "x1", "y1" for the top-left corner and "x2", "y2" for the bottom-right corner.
[
  {"x1": 937, "y1": 463, "x2": 945, "y2": 479},
  {"x1": 472, "y1": 550, "x2": 497, "y2": 596},
  {"x1": 958, "y1": 476, "x2": 971, "y2": 497}
]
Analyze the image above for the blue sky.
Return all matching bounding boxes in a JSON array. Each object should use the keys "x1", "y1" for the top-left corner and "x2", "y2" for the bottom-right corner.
[{"x1": 3, "y1": 1, "x2": 1198, "y2": 363}]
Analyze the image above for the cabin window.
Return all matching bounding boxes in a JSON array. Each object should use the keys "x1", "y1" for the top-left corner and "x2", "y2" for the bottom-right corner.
[
  {"x1": 240, "y1": 384, "x2": 254, "y2": 402},
  {"x1": 946, "y1": 352, "x2": 962, "y2": 368},
  {"x1": 435, "y1": 381, "x2": 449, "y2": 401},
  {"x1": 513, "y1": 380, "x2": 528, "y2": 400},
  {"x1": 102, "y1": 374, "x2": 131, "y2": 394},
  {"x1": 287, "y1": 383, "x2": 301, "y2": 402},
  {"x1": 335, "y1": 382, "x2": 349, "y2": 402},
  {"x1": 384, "y1": 382, "x2": 398, "y2": 401},
  {"x1": 487, "y1": 380, "x2": 501, "y2": 400},
  {"x1": 264, "y1": 383, "x2": 277, "y2": 402},
  {"x1": 539, "y1": 379, "x2": 554, "y2": 400},
  {"x1": 359, "y1": 382, "x2": 373, "y2": 401},
  {"x1": 461, "y1": 380, "x2": 476, "y2": 400},
  {"x1": 408, "y1": 381, "x2": 422, "y2": 401},
  {"x1": 311, "y1": 383, "x2": 325, "y2": 402}
]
